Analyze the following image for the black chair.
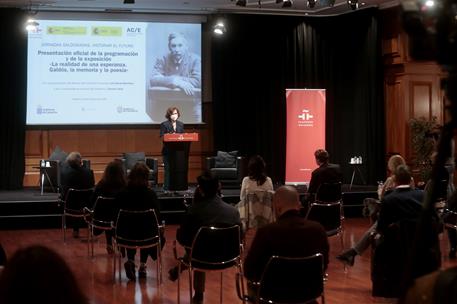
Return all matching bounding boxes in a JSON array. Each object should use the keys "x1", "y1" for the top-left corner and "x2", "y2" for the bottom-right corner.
[
  {"x1": 237, "y1": 253, "x2": 325, "y2": 304},
  {"x1": 306, "y1": 202, "x2": 344, "y2": 250},
  {"x1": 121, "y1": 152, "x2": 159, "y2": 186},
  {"x1": 371, "y1": 218, "x2": 418, "y2": 297},
  {"x1": 173, "y1": 225, "x2": 244, "y2": 304},
  {"x1": 206, "y1": 156, "x2": 247, "y2": 188},
  {"x1": 113, "y1": 209, "x2": 163, "y2": 286},
  {"x1": 434, "y1": 179, "x2": 450, "y2": 215},
  {"x1": 84, "y1": 196, "x2": 116, "y2": 257},
  {"x1": 315, "y1": 182, "x2": 342, "y2": 203},
  {"x1": 61, "y1": 188, "x2": 94, "y2": 242}
]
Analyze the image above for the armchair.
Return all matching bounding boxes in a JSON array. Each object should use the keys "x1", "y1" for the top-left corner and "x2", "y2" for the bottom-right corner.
[
  {"x1": 121, "y1": 152, "x2": 158, "y2": 186},
  {"x1": 206, "y1": 154, "x2": 247, "y2": 188}
]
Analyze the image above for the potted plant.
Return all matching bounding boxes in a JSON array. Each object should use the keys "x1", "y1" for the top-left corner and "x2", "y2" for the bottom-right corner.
[{"x1": 409, "y1": 116, "x2": 440, "y2": 184}]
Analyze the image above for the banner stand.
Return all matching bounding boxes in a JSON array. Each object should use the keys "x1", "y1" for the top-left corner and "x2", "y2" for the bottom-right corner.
[{"x1": 285, "y1": 89, "x2": 326, "y2": 185}]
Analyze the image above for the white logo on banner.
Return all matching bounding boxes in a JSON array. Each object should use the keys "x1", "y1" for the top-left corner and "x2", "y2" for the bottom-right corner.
[{"x1": 298, "y1": 109, "x2": 314, "y2": 127}]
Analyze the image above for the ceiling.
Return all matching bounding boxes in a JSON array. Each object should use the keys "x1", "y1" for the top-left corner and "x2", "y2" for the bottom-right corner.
[{"x1": 1, "y1": 0, "x2": 399, "y2": 16}]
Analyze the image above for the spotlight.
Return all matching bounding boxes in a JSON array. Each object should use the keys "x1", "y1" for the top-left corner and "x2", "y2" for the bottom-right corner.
[
  {"x1": 347, "y1": 0, "x2": 358, "y2": 10},
  {"x1": 282, "y1": 0, "x2": 293, "y2": 7},
  {"x1": 123, "y1": 0, "x2": 135, "y2": 3},
  {"x1": 236, "y1": 0, "x2": 247, "y2": 6},
  {"x1": 307, "y1": 0, "x2": 317, "y2": 8},
  {"x1": 25, "y1": 18, "x2": 39, "y2": 32},
  {"x1": 213, "y1": 22, "x2": 226, "y2": 35}
]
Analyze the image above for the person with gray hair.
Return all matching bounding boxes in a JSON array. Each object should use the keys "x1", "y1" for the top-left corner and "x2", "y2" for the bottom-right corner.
[
  {"x1": 244, "y1": 185, "x2": 329, "y2": 298},
  {"x1": 150, "y1": 32, "x2": 201, "y2": 96},
  {"x1": 60, "y1": 151, "x2": 95, "y2": 238}
]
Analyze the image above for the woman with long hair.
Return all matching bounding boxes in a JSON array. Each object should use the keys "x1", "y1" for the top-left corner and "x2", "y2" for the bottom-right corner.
[
  {"x1": 240, "y1": 155, "x2": 273, "y2": 202},
  {"x1": 91, "y1": 160, "x2": 127, "y2": 254},
  {"x1": 115, "y1": 162, "x2": 164, "y2": 281}
]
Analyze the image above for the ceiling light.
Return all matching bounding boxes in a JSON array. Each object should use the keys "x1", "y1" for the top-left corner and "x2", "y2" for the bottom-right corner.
[
  {"x1": 307, "y1": 0, "x2": 317, "y2": 8},
  {"x1": 347, "y1": 0, "x2": 358, "y2": 10},
  {"x1": 236, "y1": 0, "x2": 247, "y2": 6},
  {"x1": 25, "y1": 18, "x2": 39, "y2": 32},
  {"x1": 213, "y1": 22, "x2": 226, "y2": 35},
  {"x1": 282, "y1": 0, "x2": 293, "y2": 7},
  {"x1": 424, "y1": 0, "x2": 434, "y2": 6}
]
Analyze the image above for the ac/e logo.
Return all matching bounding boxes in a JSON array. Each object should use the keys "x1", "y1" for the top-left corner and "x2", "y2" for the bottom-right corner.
[{"x1": 127, "y1": 28, "x2": 141, "y2": 33}]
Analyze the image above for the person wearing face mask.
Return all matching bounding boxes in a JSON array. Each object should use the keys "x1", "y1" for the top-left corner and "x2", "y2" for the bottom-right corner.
[{"x1": 160, "y1": 107, "x2": 185, "y2": 191}]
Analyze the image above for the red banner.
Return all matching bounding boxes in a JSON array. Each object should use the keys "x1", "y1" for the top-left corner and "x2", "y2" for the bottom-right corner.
[{"x1": 285, "y1": 89, "x2": 326, "y2": 184}]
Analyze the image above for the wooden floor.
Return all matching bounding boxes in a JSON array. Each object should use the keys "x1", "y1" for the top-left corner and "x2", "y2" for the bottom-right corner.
[{"x1": 1, "y1": 217, "x2": 456, "y2": 304}]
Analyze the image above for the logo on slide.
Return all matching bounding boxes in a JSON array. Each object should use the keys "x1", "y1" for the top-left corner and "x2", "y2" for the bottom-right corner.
[
  {"x1": 36, "y1": 105, "x2": 57, "y2": 115},
  {"x1": 117, "y1": 106, "x2": 138, "y2": 114},
  {"x1": 297, "y1": 109, "x2": 314, "y2": 127}
]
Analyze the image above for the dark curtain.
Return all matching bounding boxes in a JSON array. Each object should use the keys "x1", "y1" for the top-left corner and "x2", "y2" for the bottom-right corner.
[
  {"x1": 211, "y1": 8, "x2": 385, "y2": 185},
  {"x1": 0, "y1": 9, "x2": 27, "y2": 190}
]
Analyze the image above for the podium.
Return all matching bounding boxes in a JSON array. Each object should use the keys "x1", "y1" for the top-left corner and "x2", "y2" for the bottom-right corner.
[{"x1": 163, "y1": 133, "x2": 199, "y2": 191}]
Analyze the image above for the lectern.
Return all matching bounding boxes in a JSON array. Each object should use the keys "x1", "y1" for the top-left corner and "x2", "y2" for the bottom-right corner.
[{"x1": 163, "y1": 133, "x2": 199, "y2": 191}]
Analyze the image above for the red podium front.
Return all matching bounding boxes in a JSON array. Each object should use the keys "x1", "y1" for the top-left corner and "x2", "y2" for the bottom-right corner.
[
  {"x1": 163, "y1": 133, "x2": 199, "y2": 142},
  {"x1": 163, "y1": 133, "x2": 199, "y2": 191}
]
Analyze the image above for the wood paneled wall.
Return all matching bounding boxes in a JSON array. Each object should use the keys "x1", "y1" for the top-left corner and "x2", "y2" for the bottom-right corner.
[
  {"x1": 382, "y1": 7, "x2": 446, "y2": 162},
  {"x1": 23, "y1": 103, "x2": 214, "y2": 187}
]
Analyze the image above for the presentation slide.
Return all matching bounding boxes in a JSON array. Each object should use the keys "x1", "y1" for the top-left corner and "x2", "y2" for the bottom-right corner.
[{"x1": 26, "y1": 19, "x2": 202, "y2": 125}]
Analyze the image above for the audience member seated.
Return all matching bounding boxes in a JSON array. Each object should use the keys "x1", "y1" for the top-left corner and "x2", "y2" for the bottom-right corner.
[
  {"x1": 90, "y1": 160, "x2": 127, "y2": 254},
  {"x1": 369, "y1": 165, "x2": 423, "y2": 298},
  {"x1": 306, "y1": 149, "x2": 343, "y2": 203},
  {"x1": 337, "y1": 154, "x2": 414, "y2": 266},
  {"x1": 115, "y1": 162, "x2": 164, "y2": 281},
  {"x1": 0, "y1": 245, "x2": 89, "y2": 304},
  {"x1": 60, "y1": 151, "x2": 95, "y2": 238},
  {"x1": 443, "y1": 190, "x2": 457, "y2": 259},
  {"x1": 425, "y1": 153, "x2": 456, "y2": 258},
  {"x1": 236, "y1": 155, "x2": 274, "y2": 229},
  {"x1": 168, "y1": 171, "x2": 241, "y2": 304},
  {"x1": 244, "y1": 185, "x2": 329, "y2": 299}
]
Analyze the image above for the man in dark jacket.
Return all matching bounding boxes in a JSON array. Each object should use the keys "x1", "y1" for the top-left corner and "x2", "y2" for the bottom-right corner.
[
  {"x1": 244, "y1": 186, "x2": 329, "y2": 298},
  {"x1": 307, "y1": 149, "x2": 343, "y2": 197},
  {"x1": 170, "y1": 171, "x2": 241, "y2": 304}
]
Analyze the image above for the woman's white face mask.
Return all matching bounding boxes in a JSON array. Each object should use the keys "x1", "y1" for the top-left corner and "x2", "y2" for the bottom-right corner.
[{"x1": 170, "y1": 114, "x2": 178, "y2": 121}]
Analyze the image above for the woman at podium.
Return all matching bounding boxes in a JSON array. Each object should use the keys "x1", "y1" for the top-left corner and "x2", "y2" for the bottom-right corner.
[{"x1": 160, "y1": 107, "x2": 184, "y2": 191}]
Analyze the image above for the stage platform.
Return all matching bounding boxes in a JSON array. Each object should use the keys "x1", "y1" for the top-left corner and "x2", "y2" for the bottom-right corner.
[{"x1": 0, "y1": 184, "x2": 376, "y2": 229}]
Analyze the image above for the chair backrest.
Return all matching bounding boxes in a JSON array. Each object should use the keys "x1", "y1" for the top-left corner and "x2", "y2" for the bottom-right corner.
[
  {"x1": 115, "y1": 209, "x2": 160, "y2": 245},
  {"x1": 64, "y1": 188, "x2": 94, "y2": 212},
  {"x1": 306, "y1": 201, "x2": 342, "y2": 233},
  {"x1": 257, "y1": 254, "x2": 324, "y2": 303},
  {"x1": 190, "y1": 225, "x2": 241, "y2": 266},
  {"x1": 246, "y1": 190, "x2": 275, "y2": 229},
  {"x1": 92, "y1": 196, "x2": 116, "y2": 225},
  {"x1": 315, "y1": 182, "x2": 342, "y2": 203}
]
